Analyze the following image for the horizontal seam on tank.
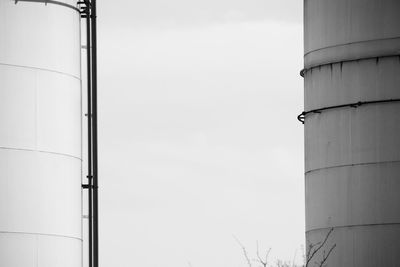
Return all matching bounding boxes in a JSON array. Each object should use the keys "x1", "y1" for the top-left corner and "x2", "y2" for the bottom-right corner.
[
  {"x1": 305, "y1": 160, "x2": 400, "y2": 174},
  {"x1": 0, "y1": 231, "x2": 82, "y2": 241},
  {"x1": 304, "y1": 36, "x2": 400, "y2": 57},
  {"x1": 0, "y1": 146, "x2": 82, "y2": 161},
  {"x1": 300, "y1": 53, "x2": 400, "y2": 77},
  {"x1": 13, "y1": 0, "x2": 80, "y2": 13},
  {"x1": 306, "y1": 222, "x2": 400, "y2": 233},
  {"x1": 0, "y1": 62, "x2": 81, "y2": 81}
]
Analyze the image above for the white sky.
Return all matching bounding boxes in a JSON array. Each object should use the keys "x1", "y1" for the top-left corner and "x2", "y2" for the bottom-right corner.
[{"x1": 96, "y1": 1, "x2": 304, "y2": 266}]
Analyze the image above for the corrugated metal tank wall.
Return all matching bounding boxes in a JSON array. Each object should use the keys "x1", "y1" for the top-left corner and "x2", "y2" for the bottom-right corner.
[
  {"x1": 304, "y1": 0, "x2": 400, "y2": 266},
  {"x1": 0, "y1": 0, "x2": 82, "y2": 266}
]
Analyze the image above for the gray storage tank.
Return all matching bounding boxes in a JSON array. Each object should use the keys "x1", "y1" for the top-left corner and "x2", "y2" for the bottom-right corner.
[{"x1": 303, "y1": 0, "x2": 400, "y2": 266}]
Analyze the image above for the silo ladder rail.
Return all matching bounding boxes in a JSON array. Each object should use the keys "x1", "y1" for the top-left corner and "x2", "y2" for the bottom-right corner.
[
  {"x1": 77, "y1": 1, "x2": 99, "y2": 267},
  {"x1": 297, "y1": 98, "x2": 400, "y2": 124}
]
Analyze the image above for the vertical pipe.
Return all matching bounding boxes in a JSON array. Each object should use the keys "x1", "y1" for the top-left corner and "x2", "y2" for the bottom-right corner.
[
  {"x1": 91, "y1": 0, "x2": 99, "y2": 266},
  {"x1": 85, "y1": 2, "x2": 93, "y2": 267}
]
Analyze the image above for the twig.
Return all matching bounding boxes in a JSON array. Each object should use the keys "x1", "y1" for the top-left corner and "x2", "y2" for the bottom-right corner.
[
  {"x1": 255, "y1": 241, "x2": 271, "y2": 267},
  {"x1": 317, "y1": 244, "x2": 336, "y2": 267},
  {"x1": 291, "y1": 249, "x2": 298, "y2": 267},
  {"x1": 233, "y1": 235, "x2": 253, "y2": 267},
  {"x1": 306, "y1": 228, "x2": 334, "y2": 267}
]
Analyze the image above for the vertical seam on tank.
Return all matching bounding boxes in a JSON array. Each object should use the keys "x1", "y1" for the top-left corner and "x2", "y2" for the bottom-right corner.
[
  {"x1": 352, "y1": 231, "x2": 355, "y2": 267},
  {"x1": 34, "y1": 69, "x2": 38, "y2": 150},
  {"x1": 1, "y1": 2, "x2": 5, "y2": 47},
  {"x1": 349, "y1": 105, "x2": 352, "y2": 164},
  {"x1": 78, "y1": 14, "x2": 84, "y2": 265},
  {"x1": 35, "y1": 235, "x2": 38, "y2": 267}
]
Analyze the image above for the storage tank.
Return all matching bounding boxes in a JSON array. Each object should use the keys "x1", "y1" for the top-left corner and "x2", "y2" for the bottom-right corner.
[
  {"x1": 0, "y1": 0, "x2": 82, "y2": 266},
  {"x1": 303, "y1": 0, "x2": 400, "y2": 266}
]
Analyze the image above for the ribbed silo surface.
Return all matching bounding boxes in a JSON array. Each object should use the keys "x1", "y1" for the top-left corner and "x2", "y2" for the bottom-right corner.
[
  {"x1": 304, "y1": 0, "x2": 400, "y2": 266},
  {"x1": 0, "y1": 0, "x2": 82, "y2": 266}
]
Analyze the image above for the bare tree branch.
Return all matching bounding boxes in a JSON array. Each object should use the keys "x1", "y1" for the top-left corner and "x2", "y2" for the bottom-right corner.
[
  {"x1": 276, "y1": 259, "x2": 291, "y2": 267},
  {"x1": 291, "y1": 249, "x2": 298, "y2": 267},
  {"x1": 306, "y1": 241, "x2": 321, "y2": 262},
  {"x1": 233, "y1": 229, "x2": 335, "y2": 267},
  {"x1": 317, "y1": 243, "x2": 336, "y2": 267},
  {"x1": 306, "y1": 228, "x2": 332, "y2": 266},
  {"x1": 300, "y1": 245, "x2": 306, "y2": 266},
  {"x1": 233, "y1": 235, "x2": 253, "y2": 267},
  {"x1": 255, "y1": 241, "x2": 271, "y2": 267}
]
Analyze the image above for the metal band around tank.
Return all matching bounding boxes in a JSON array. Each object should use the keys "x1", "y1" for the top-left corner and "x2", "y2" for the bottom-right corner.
[
  {"x1": 14, "y1": 0, "x2": 80, "y2": 13},
  {"x1": 306, "y1": 222, "x2": 400, "y2": 234},
  {"x1": 300, "y1": 37, "x2": 400, "y2": 77},
  {"x1": 300, "y1": 54, "x2": 400, "y2": 78},
  {"x1": 297, "y1": 99, "x2": 400, "y2": 124},
  {"x1": 298, "y1": 38, "x2": 400, "y2": 123}
]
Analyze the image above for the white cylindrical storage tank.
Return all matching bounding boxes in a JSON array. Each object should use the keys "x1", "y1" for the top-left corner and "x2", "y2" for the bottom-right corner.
[
  {"x1": 0, "y1": 1, "x2": 82, "y2": 266},
  {"x1": 304, "y1": 0, "x2": 400, "y2": 266}
]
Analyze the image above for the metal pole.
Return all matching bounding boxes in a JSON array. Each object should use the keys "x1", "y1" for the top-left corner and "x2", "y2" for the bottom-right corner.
[
  {"x1": 85, "y1": 2, "x2": 93, "y2": 267},
  {"x1": 91, "y1": 0, "x2": 99, "y2": 266}
]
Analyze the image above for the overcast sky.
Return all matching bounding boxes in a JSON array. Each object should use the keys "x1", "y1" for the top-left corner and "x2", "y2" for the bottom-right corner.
[{"x1": 95, "y1": 1, "x2": 304, "y2": 266}]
